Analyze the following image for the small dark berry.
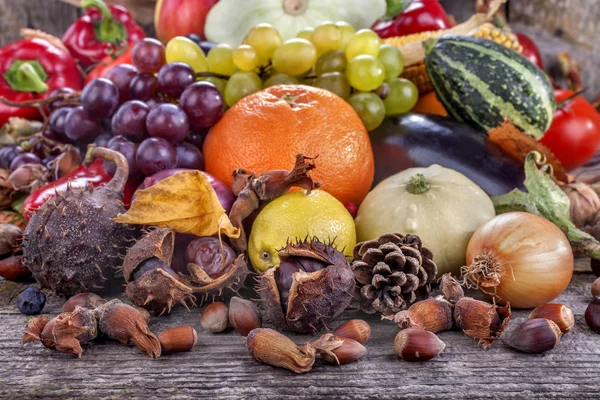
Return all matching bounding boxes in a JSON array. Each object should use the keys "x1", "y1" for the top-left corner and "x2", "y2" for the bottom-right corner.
[{"x1": 16, "y1": 287, "x2": 46, "y2": 315}]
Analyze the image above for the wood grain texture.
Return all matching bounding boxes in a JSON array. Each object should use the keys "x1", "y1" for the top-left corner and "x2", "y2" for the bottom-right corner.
[{"x1": 1, "y1": 259, "x2": 599, "y2": 399}]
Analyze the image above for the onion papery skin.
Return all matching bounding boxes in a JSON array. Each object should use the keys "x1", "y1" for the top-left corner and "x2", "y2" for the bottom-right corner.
[{"x1": 465, "y1": 212, "x2": 574, "y2": 309}]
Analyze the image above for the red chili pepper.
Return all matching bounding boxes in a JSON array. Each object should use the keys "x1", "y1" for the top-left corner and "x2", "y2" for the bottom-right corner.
[
  {"x1": 22, "y1": 159, "x2": 136, "y2": 220},
  {"x1": 85, "y1": 49, "x2": 133, "y2": 84},
  {"x1": 372, "y1": 0, "x2": 452, "y2": 39},
  {"x1": 0, "y1": 38, "x2": 83, "y2": 126},
  {"x1": 62, "y1": 0, "x2": 145, "y2": 68}
]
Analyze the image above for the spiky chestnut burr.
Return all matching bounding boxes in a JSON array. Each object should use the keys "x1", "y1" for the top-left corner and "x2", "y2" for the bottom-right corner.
[
  {"x1": 257, "y1": 238, "x2": 355, "y2": 333},
  {"x1": 122, "y1": 228, "x2": 251, "y2": 315},
  {"x1": 22, "y1": 147, "x2": 137, "y2": 297}
]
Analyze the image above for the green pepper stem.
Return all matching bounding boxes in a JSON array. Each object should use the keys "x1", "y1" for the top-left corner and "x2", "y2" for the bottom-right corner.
[
  {"x1": 82, "y1": 0, "x2": 127, "y2": 44},
  {"x1": 406, "y1": 173, "x2": 431, "y2": 195},
  {"x1": 17, "y1": 63, "x2": 48, "y2": 93},
  {"x1": 82, "y1": 0, "x2": 112, "y2": 20}
]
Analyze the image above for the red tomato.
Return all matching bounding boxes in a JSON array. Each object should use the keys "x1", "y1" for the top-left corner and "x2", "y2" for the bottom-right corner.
[
  {"x1": 540, "y1": 90, "x2": 600, "y2": 170},
  {"x1": 516, "y1": 33, "x2": 544, "y2": 70}
]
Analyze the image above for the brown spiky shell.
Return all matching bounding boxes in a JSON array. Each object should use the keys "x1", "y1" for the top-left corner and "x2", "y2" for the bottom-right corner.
[
  {"x1": 258, "y1": 238, "x2": 355, "y2": 333},
  {"x1": 22, "y1": 185, "x2": 135, "y2": 297}
]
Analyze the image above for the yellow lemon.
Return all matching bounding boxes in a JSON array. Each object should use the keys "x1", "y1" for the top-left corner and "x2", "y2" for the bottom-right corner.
[{"x1": 248, "y1": 189, "x2": 356, "y2": 272}]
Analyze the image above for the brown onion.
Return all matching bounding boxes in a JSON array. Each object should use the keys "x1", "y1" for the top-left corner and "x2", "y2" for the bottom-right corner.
[{"x1": 463, "y1": 212, "x2": 573, "y2": 308}]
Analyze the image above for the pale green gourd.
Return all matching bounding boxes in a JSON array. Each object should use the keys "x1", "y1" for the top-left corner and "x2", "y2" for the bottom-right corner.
[
  {"x1": 204, "y1": 0, "x2": 386, "y2": 46},
  {"x1": 355, "y1": 164, "x2": 496, "y2": 276}
]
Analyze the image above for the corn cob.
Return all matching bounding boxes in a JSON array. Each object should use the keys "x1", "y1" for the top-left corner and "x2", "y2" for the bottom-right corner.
[{"x1": 386, "y1": 23, "x2": 523, "y2": 94}]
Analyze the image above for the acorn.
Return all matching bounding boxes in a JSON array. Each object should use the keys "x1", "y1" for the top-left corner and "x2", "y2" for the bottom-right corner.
[
  {"x1": 333, "y1": 320, "x2": 371, "y2": 344},
  {"x1": 453, "y1": 297, "x2": 511, "y2": 349},
  {"x1": 229, "y1": 297, "x2": 262, "y2": 336},
  {"x1": 505, "y1": 318, "x2": 562, "y2": 353},
  {"x1": 158, "y1": 326, "x2": 197, "y2": 352},
  {"x1": 394, "y1": 328, "x2": 445, "y2": 362},
  {"x1": 258, "y1": 238, "x2": 355, "y2": 333},
  {"x1": 528, "y1": 304, "x2": 574, "y2": 334},
  {"x1": 200, "y1": 301, "x2": 229, "y2": 333},
  {"x1": 389, "y1": 297, "x2": 453, "y2": 333}
]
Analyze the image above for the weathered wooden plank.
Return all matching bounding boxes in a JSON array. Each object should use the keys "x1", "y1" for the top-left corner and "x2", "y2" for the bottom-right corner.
[{"x1": 1, "y1": 260, "x2": 599, "y2": 399}]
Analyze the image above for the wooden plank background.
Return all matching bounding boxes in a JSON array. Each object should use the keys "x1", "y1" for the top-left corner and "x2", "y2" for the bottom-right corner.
[{"x1": 1, "y1": 260, "x2": 599, "y2": 399}]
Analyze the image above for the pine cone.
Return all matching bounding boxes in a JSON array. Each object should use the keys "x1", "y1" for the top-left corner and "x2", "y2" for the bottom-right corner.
[{"x1": 351, "y1": 233, "x2": 438, "y2": 316}]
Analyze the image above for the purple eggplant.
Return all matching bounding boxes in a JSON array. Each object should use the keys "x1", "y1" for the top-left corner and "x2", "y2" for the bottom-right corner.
[{"x1": 369, "y1": 114, "x2": 524, "y2": 196}]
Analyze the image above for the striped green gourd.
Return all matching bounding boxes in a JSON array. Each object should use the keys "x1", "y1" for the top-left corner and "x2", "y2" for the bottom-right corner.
[{"x1": 424, "y1": 35, "x2": 555, "y2": 139}]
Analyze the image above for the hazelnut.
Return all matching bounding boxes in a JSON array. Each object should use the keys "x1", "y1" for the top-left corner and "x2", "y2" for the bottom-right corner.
[
  {"x1": 505, "y1": 318, "x2": 562, "y2": 353},
  {"x1": 394, "y1": 328, "x2": 445, "y2": 362},
  {"x1": 312, "y1": 334, "x2": 367, "y2": 365},
  {"x1": 95, "y1": 299, "x2": 161, "y2": 358},
  {"x1": 200, "y1": 302, "x2": 229, "y2": 333},
  {"x1": 585, "y1": 297, "x2": 600, "y2": 334},
  {"x1": 453, "y1": 297, "x2": 511, "y2": 349},
  {"x1": 592, "y1": 277, "x2": 600, "y2": 298},
  {"x1": 440, "y1": 273, "x2": 464, "y2": 304},
  {"x1": 528, "y1": 304, "x2": 574, "y2": 334},
  {"x1": 229, "y1": 297, "x2": 262, "y2": 336},
  {"x1": 246, "y1": 328, "x2": 316, "y2": 374},
  {"x1": 158, "y1": 326, "x2": 197, "y2": 352},
  {"x1": 333, "y1": 319, "x2": 371, "y2": 344},
  {"x1": 63, "y1": 293, "x2": 107, "y2": 312},
  {"x1": 389, "y1": 297, "x2": 453, "y2": 333}
]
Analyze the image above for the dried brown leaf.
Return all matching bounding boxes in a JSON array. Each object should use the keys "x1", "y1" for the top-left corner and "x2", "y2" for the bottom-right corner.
[
  {"x1": 115, "y1": 171, "x2": 240, "y2": 238},
  {"x1": 488, "y1": 118, "x2": 567, "y2": 182}
]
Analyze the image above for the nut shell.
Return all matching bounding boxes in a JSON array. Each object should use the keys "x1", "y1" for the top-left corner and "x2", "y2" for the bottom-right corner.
[
  {"x1": 453, "y1": 297, "x2": 511, "y2": 349},
  {"x1": 528, "y1": 303, "x2": 574, "y2": 334},
  {"x1": 258, "y1": 238, "x2": 355, "y2": 333},
  {"x1": 63, "y1": 293, "x2": 107, "y2": 313},
  {"x1": 394, "y1": 328, "x2": 445, "y2": 362},
  {"x1": 246, "y1": 328, "x2": 316, "y2": 374}
]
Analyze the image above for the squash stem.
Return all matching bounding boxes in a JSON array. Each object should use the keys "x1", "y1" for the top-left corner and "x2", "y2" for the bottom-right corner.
[{"x1": 406, "y1": 173, "x2": 431, "y2": 195}]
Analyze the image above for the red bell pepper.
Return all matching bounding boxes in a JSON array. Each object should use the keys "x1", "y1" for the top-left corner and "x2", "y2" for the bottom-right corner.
[
  {"x1": 22, "y1": 158, "x2": 136, "y2": 220},
  {"x1": 372, "y1": 0, "x2": 452, "y2": 39},
  {"x1": 0, "y1": 38, "x2": 83, "y2": 127},
  {"x1": 62, "y1": 0, "x2": 145, "y2": 68},
  {"x1": 85, "y1": 49, "x2": 133, "y2": 84}
]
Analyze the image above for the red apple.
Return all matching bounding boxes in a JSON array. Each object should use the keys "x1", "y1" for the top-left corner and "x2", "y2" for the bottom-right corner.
[{"x1": 154, "y1": 0, "x2": 219, "y2": 43}]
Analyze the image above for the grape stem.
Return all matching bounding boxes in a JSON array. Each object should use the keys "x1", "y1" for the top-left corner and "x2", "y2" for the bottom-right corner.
[{"x1": 196, "y1": 72, "x2": 231, "y2": 80}]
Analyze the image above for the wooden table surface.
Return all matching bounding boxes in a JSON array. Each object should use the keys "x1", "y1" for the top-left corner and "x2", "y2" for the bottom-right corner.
[{"x1": 1, "y1": 259, "x2": 599, "y2": 399}]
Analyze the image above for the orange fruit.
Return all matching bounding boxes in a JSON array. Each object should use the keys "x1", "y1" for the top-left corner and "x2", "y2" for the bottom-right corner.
[
  {"x1": 203, "y1": 85, "x2": 375, "y2": 205},
  {"x1": 412, "y1": 91, "x2": 448, "y2": 116}
]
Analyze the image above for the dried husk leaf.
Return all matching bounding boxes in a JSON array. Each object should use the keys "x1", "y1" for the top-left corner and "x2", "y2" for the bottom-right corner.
[
  {"x1": 391, "y1": 0, "x2": 504, "y2": 66},
  {"x1": 22, "y1": 315, "x2": 50, "y2": 345},
  {"x1": 52, "y1": 307, "x2": 98, "y2": 357},
  {"x1": 487, "y1": 119, "x2": 567, "y2": 182},
  {"x1": 454, "y1": 297, "x2": 512, "y2": 349},
  {"x1": 49, "y1": 145, "x2": 81, "y2": 179},
  {"x1": 440, "y1": 273, "x2": 464, "y2": 304},
  {"x1": 0, "y1": 169, "x2": 16, "y2": 209},
  {"x1": 115, "y1": 171, "x2": 240, "y2": 238},
  {"x1": 95, "y1": 299, "x2": 161, "y2": 358},
  {"x1": 8, "y1": 164, "x2": 49, "y2": 192},
  {"x1": 246, "y1": 328, "x2": 316, "y2": 373}
]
